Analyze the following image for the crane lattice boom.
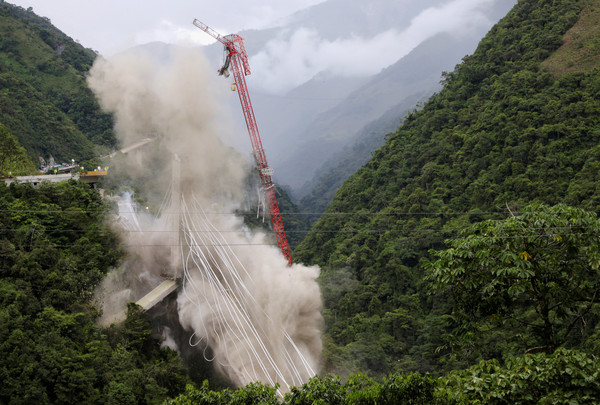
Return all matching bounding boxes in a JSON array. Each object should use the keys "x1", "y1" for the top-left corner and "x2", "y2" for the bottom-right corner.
[{"x1": 193, "y1": 19, "x2": 292, "y2": 266}]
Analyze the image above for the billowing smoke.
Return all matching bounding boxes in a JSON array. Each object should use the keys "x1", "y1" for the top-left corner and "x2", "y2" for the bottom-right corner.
[
  {"x1": 87, "y1": 46, "x2": 247, "y2": 199},
  {"x1": 89, "y1": 46, "x2": 322, "y2": 390}
]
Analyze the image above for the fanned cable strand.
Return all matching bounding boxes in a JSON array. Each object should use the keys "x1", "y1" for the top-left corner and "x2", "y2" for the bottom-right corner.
[{"x1": 177, "y1": 193, "x2": 320, "y2": 392}]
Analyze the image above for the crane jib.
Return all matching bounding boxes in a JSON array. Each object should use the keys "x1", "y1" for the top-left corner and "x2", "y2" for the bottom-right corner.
[{"x1": 193, "y1": 19, "x2": 292, "y2": 266}]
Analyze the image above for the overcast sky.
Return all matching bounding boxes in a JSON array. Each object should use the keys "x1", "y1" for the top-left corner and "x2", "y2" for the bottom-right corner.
[
  {"x1": 7, "y1": 0, "x2": 516, "y2": 94},
  {"x1": 7, "y1": 0, "x2": 327, "y2": 55}
]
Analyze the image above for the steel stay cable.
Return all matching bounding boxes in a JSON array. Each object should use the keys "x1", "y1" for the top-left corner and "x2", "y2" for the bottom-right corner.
[
  {"x1": 182, "y1": 225, "x2": 223, "y2": 363},
  {"x1": 189, "y1": 196, "x2": 316, "y2": 382},
  {"x1": 192, "y1": 196, "x2": 256, "y2": 292},
  {"x1": 181, "y1": 196, "x2": 289, "y2": 387},
  {"x1": 183, "y1": 204, "x2": 258, "y2": 378},
  {"x1": 182, "y1": 193, "x2": 315, "y2": 387}
]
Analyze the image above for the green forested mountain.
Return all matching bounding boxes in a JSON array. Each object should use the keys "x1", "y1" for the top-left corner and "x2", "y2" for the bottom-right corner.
[
  {"x1": 0, "y1": 181, "x2": 188, "y2": 403},
  {"x1": 0, "y1": 2, "x2": 115, "y2": 166},
  {"x1": 4, "y1": 0, "x2": 600, "y2": 403},
  {"x1": 295, "y1": 0, "x2": 600, "y2": 376}
]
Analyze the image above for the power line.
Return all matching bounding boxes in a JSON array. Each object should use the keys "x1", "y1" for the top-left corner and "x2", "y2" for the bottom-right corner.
[
  {"x1": 5, "y1": 208, "x2": 593, "y2": 217},
  {"x1": 0, "y1": 225, "x2": 588, "y2": 235},
  {"x1": 3, "y1": 232, "x2": 595, "y2": 251},
  {"x1": 0, "y1": 209, "x2": 515, "y2": 216}
]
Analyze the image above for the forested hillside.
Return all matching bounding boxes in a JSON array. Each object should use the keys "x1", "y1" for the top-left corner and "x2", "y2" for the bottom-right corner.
[
  {"x1": 295, "y1": 0, "x2": 600, "y2": 376},
  {"x1": 0, "y1": 2, "x2": 115, "y2": 166},
  {"x1": 4, "y1": 0, "x2": 600, "y2": 403},
  {"x1": 0, "y1": 122, "x2": 37, "y2": 176},
  {"x1": 0, "y1": 181, "x2": 188, "y2": 403}
]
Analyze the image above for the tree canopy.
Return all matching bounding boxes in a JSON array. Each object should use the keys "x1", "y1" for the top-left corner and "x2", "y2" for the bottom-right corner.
[
  {"x1": 0, "y1": 181, "x2": 188, "y2": 403},
  {"x1": 294, "y1": 0, "x2": 600, "y2": 376},
  {"x1": 426, "y1": 203, "x2": 600, "y2": 359},
  {"x1": 167, "y1": 348, "x2": 600, "y2": 404}
]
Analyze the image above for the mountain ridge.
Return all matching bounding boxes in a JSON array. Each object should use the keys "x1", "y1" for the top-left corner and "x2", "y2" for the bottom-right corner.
[
  {"x1": 294, "y1": 0, "x2": 599, "y2": 376},
  {"x1": 0, "y1": 2, "x2": 115, "y2": 165},
  {"x1": 286, "y1": 31, "x2": 484, "y2": 198}
]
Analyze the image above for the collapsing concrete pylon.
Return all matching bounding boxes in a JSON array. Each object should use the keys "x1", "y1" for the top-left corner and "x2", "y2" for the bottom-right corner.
[
  {"x1": 112, "y1": 153, "x2": 182, "y2": 323},
  {"x1": 167, "y1": 153, "x2": 182, "y2": 280},
  {"x1": 136, "y1": 152, "x2": 182, "y2": 307}
]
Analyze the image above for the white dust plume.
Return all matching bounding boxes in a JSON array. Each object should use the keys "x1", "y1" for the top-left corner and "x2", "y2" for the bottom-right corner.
[{"x1": 88, "y1": 46, "x2": 322, "y2": 391}]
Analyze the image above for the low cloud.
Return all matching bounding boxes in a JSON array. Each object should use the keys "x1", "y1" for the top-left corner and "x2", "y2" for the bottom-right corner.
[{"x1": 249, "y1": 0, "x2": 499, "y2": 93}]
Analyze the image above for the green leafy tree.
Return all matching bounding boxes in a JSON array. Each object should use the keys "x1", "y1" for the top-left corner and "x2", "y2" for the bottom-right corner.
[
  {"x1": 426, "y1": 203, "x2": 600, "y2": 358},
  {"x1": 285, "y1": 375, "x2": 346, "y2": 405},
  {"x1": 165, "y1": 350, "x2": 600, "y2": 404},
  {"x1": 439, "y1": 348, "x2": 600, "y2": 404},
  {"x1": 0, "y1": 181, "x2": 188, "y2": 403},
  {"x1": 165, "y1": 380, "x2": 280, "y2": 405}
]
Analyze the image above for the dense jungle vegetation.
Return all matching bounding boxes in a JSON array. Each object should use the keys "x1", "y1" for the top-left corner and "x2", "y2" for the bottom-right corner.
[
  {"x1": 294, "y1": 0, "x2": 600, "y2": 381},
  {"x1": 0, "y1": 181, "x2": 188, "y2": 403},
  {"x1": 2, "y1": 0, "x2": 600, "y2": 403},
  {"x1": 168, "y1": 348, "x2": 600, "y2": 404},
  {"x1": 0, "y1": 2, "x2": 115, "y2": 167}
]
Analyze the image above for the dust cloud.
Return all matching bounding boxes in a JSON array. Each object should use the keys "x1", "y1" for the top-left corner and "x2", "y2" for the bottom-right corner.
[{"x1": 88, "y1": 46, "x2": 322, "y2": 390}]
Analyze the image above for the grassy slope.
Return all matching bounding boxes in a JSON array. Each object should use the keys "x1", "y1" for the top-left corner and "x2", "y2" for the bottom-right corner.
[
  {"x1": 0, "y1": 122, "x2": 37, "y2": 176},
  {"x1": 542, "y1": 0, "x2": 600, "y2": 76}
]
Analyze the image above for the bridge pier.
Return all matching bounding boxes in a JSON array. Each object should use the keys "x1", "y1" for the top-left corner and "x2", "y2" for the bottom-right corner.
[{"x1": 113, "y1": 153, "x2": 183, "y2": 323}]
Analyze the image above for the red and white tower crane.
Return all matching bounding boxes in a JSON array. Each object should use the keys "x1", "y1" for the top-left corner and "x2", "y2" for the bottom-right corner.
[{"x1": 193, "y1": 19, "x2": 292, "y2": 266}]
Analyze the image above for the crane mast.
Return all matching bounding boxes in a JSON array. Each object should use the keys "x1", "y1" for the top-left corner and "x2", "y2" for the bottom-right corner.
[{"x1": 193, "y1": 19, "x2": 292, "y2": 266}]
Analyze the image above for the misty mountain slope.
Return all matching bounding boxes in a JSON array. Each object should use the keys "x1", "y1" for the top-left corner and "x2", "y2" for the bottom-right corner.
[
  {"x1": 273, "y1": 31, "x2": 487, "y2": 191},
  {"x1": 256, "y1": 0, "x2": 517, "y2": 191},
  {"x1": 0, "y1": 2, "x2": 114, "y2": 164},
  {"x1": 217, "y1": 0, "x2": 434, "y2": 154},
  {"x1": 198, "y1": 0, "x2": 516, "y2": 196},
  {"x1": 295, "y1": 0, "x2": 599, "y2": 376},
  {"x1": 296, "y1": 93, "x2": 422, "y2": 217},
  {"x1": 250, "y1": 75, "x2": 369, "y2": 156}
]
